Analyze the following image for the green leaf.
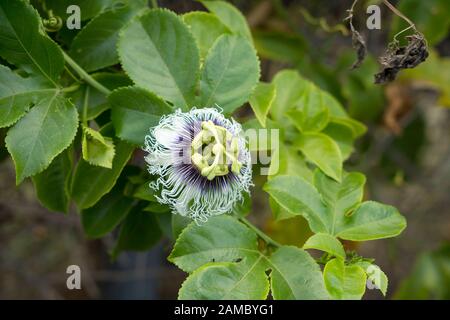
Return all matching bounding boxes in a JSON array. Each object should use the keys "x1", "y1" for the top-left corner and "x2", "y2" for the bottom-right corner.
[
  {"x1": 314, "y1": 170, "x2": 365, "y2": 214},
  {"x1": 303, "y1": 233, "x2": 346, "y2": 260},
  {"x1": 242, "y1": 118, "x2": 279, "y2": 152},
  {"x1": 32, "y1": 148, "x2": 73, "y2": 213},
  {"x1": 268, "y1": 143, "x2": 313, "y2": 182},
  {"x1": 270, "y1": 70, "x2": 348, "y2": 123},
  {"x1": 152, "y1": 211, "x2": 173, "y2": 240},
  {"x1": 118, "y1": 8, "x2": 199, "y2": 108},
  {"x1": 170, "y1": 217, "x2": 330, "y2": 300},
  {"x1": 172, "y1": 214, "x2": 192, "y2": 240},
  {"x1": 81, "y1": 126, "x2": 115, "y2": 168},
  {"x1": 81, "y1": 181, "x2": 134, "y2": 238},
  {"x1": 169, "y1": 215, "x2": 259, "y2": 273},
  {"x1": 143, "y1": 202, "x2": 170, "y2": 214},
  {"x1": 266, "y1": 170, "x2": 373, "y2": 239},
  {"x1": 263, "y1": 175, "x2": 329, "y2": 233},
  {"x1": 132, "y1": 182, "x2": 156, "y2": 202},
  {"x1": 313, "y1": 170, "x2": 366, "y2": 234},
  {"x1": 111, "y1": 203, "x2": 162, "y2": 258},
  {"x1": 0, "y1": 0, "x2": 63, "y2": 86},
  {"x1": 270, "y1": 197, "x2": 295, "y2": 221},
  {"x1": 275, "y1": 171, "x2": 406, "y2": 242},
  {"x1": 287, "y1": 82, "x2": 331, "y2": 132},
  {"x1": 179, "y1": 257, "x2": 269, "y2": 300},
  {"x1": 295, "y1": 132, "x2": 342, "y2": 182},
  {"x1": 316, "y1": 89, "x2": 348, "y2": 118},
  {"x1": 183, "y1": 11, "x2": 230, "y2": 59},
  {"x1": 109, "y1": 86, "x2": 172, "y2": 145},
  {"x1": 70, "y1": 3, "x2": 145, "y2": 72},
  {"x1": 330, "y1": 117, "x2": 367, "y2": 138},
  {"x1": 5, "y1": 93, "x2": 78, "y2": 184},
  {"x1": 270, "y1": 246, "x2": 329, "y2": 300},
  {"x1": 335, "y1": 201, "x2": 407, "y2": 241},
  {"x1": 287, "y1": 108, "x2": 328, "y2": 133},
  {"x1": 0, "y1": 65, "x2": 57, "y2": 128},
  {"x1": 267, "y1": 144, "x2": 314, "y2": 221},
  {"x1": 270, "y1": 70, "x2": 307, "y2": 121},
  {"x1": 71, "y1": 138, "x2": 134, "y2": 209},
  {"x1": 323, "y1": 258, "x2": 367, "y2": 300},
  {"x1": 201, "y1": 0, "x2": 252, "y2": 41},
  {"x1": 249, "y1": 82, "x2": 276, "y2": 127},
  {"x1": 322, "y1": 122, "x2": 355, "y2": 160},
  {"x1": 198, "y1": 34, "x2": 260, "y2": 114}
]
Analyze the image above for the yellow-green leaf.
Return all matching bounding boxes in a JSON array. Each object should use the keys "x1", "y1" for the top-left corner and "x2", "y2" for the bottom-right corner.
[
  {"x1": 323, "y1": 258, "x2": 367, "y2": 300},
  {"x1": 303, "y1": 233, "x2": 346, "y2": 260},
  {"x1": 295, "y1": 132, "x2": 343, "y2": 182},
  {"x1": 82, "y1": 126, "x2": 115, "y2": 169},
  {"x1": 249, "y1": 82, "x2": 276, "y2": 127}
]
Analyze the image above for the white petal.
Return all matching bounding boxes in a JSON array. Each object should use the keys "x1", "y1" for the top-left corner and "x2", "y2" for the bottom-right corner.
[{"x1": 154, "y1": 127, "x2": 177, "y2": 148}]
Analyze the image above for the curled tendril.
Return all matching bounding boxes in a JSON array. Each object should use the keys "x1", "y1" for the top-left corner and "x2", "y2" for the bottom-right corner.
[{"x1": 43, "y1": 10, "x2": 63, "y2": 32}]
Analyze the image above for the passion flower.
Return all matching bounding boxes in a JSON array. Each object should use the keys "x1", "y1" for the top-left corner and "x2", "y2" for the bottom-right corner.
[{"x1": 144, "y1": 108, "x2": 252, "y2": 222}]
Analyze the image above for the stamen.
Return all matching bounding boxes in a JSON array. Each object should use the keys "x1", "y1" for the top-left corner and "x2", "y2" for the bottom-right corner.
[{"x1": 191, "y1": 120, "x2": 242, "y2": 180}]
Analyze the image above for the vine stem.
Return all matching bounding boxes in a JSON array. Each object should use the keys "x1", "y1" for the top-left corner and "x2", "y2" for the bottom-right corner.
[
  {"x1": 383, "y1": 0, "x2": 418, "y2": 43},
  {"x1": 382, "y1": 0, "x2": 415, "y2": 29},
  {"x1": 61, "y1": 83, "x2": 80, "y2": 93},
  {"x1": 63, "y1": 52, "x2": 111, "y2": 95},
  {"x1": 82, "y1": 86, "x2": 90, "y2": 127},
  {"x1": 239, "y1": 217, "x2": 281, "y2": 248},
  {"x1": 64, "y1": 65, "x2": 80, "y2": 83},
  {"x1": 150, "y1": 0, "x2": 158, "y2": 8},
  {"x1": 344, "y1": 0, "x2": 358, "y2": 32},
  {"x1": 299, "y1": 7, "x2": 349, "y2": 36},
  {"x1": 344, "y1": 0, "x2": 358, "y2": 21}
]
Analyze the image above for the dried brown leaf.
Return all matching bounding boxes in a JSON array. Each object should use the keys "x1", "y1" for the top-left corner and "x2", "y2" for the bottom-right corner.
[
  {"x1": 375, "y1": 34, "x2": 429, "y2": 84},
  {"x1": 350, "y1": 25, "x2": 367, "y2": 69}
]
